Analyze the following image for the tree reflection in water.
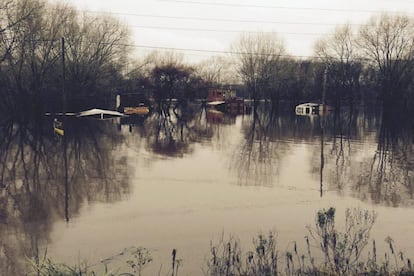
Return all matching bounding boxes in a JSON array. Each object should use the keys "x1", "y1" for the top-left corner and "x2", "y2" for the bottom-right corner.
[
  {"x1": 352, "y1": 108, "x2": 414, "y2": 207},
  {"x1": 230, "y1": 103, "x2": 414, "y2": 206},
  {"x1": 143, "y1": 104, "x2": 214, "y2": 157},
  {"x1": 1, "y1": 103, "x2": 414, "y2": 273},
  {"x1": 0, "y1": 115, "x2": 130, "y2": 274},
  {"x1": 232, "y1": 105, "x2": 291, "y2": 187},
  {"x1": 304, "y1": 105, "x2": 414, "y2": 207}
]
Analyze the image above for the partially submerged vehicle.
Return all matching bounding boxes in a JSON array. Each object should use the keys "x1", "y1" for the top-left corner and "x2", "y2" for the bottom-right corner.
[
  {"x1": 295, "y1": 103, "x2": 333, "y2": 116},
  {"x1": 295, "y1": 103, "x2": 320, "y2": 115}
]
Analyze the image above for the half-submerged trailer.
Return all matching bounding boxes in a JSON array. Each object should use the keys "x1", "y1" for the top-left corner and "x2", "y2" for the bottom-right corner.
[
  {"x1": 295, "y1": 103, "x2": 333, "y2": 116},
  {"x1": 295, "y1": 103, "x2": 320, "y2": 115}
]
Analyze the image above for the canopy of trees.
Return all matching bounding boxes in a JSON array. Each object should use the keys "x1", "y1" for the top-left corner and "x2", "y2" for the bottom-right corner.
[
  {"x1": 2, "y1": 0, "x2": 414, "y2": 117},
  {"x1": 0, "y1": 0, "x2": 130, "y2": 115}
]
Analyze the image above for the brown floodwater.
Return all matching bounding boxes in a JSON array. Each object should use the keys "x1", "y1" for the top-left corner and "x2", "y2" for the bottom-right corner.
[{"x1": 1, "y1": 105, "x2": 414, "y2": 275}]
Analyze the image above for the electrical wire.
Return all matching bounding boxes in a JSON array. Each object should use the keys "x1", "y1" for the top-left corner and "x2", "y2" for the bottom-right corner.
[
  {"x1": 158, "y1": 0, "x2": 411, "y2": 14},
  {"x1": 87, "y1": 11, "x2": 361, "y2": 27},
  {"x1": 130, "y1": 25, "x2": 328, "y2": 36}
]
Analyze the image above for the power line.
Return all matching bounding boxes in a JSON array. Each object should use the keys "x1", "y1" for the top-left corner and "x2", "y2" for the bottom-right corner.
[
  {"x1": 126, "y1": 43, "x2": 374, "y2": 63},
  {"x1": 88, "y1": 11, "x2": 359, "y2": 27},
  {"x1": 124, "y1": 42, "x2": 374, "y2": 62},
  {"x1": 131, "y1": 25, "x2": 327, "y2": 36},
  {"x1": 158, "y1": 0, "x2": 409, "y2": 14},
  {"x1": 123, "y1": 43, "x2": 317, "y2": 59}
]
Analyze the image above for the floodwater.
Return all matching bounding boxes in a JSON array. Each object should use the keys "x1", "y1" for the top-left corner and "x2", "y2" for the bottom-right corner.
[{"x1": 1, "y1": 104, "x2": 414, "y2": 275}]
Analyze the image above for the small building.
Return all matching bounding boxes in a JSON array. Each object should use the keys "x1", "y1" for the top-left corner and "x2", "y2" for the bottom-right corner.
[
  {"x1": 206, "y1": 88, "x2": 245, "y2": 114},
  {"x1": 207, "y1": 88, "x2": 236, "y2": 102}
]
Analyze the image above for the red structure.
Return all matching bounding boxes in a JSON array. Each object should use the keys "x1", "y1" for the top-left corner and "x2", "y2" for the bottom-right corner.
[
  {"x1": 206, "y1": 88, "x2": 245, "y2": 114},
  {"x1": 207, "y1": 88, "x2": 235, "y2": 102}
]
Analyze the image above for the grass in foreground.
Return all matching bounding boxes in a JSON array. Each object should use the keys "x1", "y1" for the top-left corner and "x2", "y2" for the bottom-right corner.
[{"x1": 27, "y1": 207, "x2": 414, "y2": 275}]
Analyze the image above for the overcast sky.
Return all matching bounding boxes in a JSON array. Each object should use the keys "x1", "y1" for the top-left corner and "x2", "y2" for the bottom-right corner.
[{"x1": 55, "y1": 0, "x2": 414, "y2": 62}]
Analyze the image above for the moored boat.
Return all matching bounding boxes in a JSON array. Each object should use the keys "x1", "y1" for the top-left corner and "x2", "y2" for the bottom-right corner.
[
  {"x1": 124, "y1": 103, "x2": 150, "y2": 115},
  {"x1": 53, "y1": 118, "x2": 64, "y2": 136}
]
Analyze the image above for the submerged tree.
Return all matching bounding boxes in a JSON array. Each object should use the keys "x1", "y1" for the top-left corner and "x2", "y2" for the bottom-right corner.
[
  {"x1": 358, "y1": 14, "x2": 414, "y2": 102},
  {"x1": 0, "y1": 0, "x2": 131, "y2": 115},
  {"x1": 64, "y1": 12, "x2": 131, "y2": 109},
  {"x1": 315, "y1": 24, "x2": 362, "y2": 106},
  {"x1": 231, "y1": 32, "x2": 287, "y2": 106},
  {"x1": 149, "y1": 51, "x2": 197, "y2": 108}
]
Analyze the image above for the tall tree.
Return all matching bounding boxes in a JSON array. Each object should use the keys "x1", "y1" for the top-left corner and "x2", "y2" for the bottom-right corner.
[
  {"x1": 0, "y1": 0, "x2": 131, "y2": 113},
  {"x1": 64, "y1": 13, "x2": 131, "y2": 104},
  {"x1": 149, "y1": 51, "x2": 196, "y2": 107},
  {"x1": 358, "y1": 14, "x2": 414, "y2": 101},
  {"x1": 231, "y1": 32, "x2": 286, "y2": 105},
  {"x1": 315, "y1": 24, "x2": 361, "y2": 106}
]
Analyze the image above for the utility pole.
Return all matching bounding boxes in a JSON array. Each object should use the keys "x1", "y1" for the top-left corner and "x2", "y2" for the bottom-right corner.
[
  {"x1": 61, "y1": 37, "x2": 66, "y2": 113},
  {"x1": 320, "y1": 64, "x2": 328, "y2": 197},
  {"x1": 322, "y1": 65, "x2": 328, "y2": 108}
]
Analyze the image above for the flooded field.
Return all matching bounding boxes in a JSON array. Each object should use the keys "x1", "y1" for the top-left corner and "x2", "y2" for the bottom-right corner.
[{"x1": 1, "y1": 105, "x2": 414, "y2": 275}]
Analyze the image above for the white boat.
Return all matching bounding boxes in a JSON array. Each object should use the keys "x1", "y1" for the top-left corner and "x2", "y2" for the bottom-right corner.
[{"x1": 124, "y1": 103, "x2": 150, "y2": 115}]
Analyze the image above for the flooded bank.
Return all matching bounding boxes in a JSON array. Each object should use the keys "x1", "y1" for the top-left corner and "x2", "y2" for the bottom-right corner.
[{"x1": 1, "y1": 105, "x2": 414, "y2": 275}]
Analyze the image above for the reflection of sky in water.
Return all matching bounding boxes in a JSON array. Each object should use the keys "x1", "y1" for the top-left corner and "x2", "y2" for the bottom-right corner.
[
  {"x1": 47, "y1": 112, "x2": 414, "y2": 275},
  {"x1": 2, "y1": 109, "x2": 414, "y2": 275}
]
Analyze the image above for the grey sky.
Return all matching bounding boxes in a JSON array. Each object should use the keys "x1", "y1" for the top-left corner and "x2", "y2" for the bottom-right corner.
[{"x1": 57, "y1": 0, "x2": 414, "y2": 62}]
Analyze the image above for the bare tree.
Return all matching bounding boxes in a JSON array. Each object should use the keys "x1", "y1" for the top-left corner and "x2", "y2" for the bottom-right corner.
[
  {"x1": 64, "y1": 12, "x2": 131, "y2": 99},
  {"x1": 0, "y1": 0, "x2": 132, "y2": 113},
  {"x1": 148, "y1": 51, "x2": 196, "y2": 107},
  {"x1": 231, "y1": 32, "x2": 286, "y2": 105},
  {"x1": 358, "y1": 14, "x2": 414, "y2": 99},
  {"x1": 315, "y1": 24, "x2": 361, "y2": 106},
  {"x1": 195, "y1": 55, "x2": 239, "y2": 86},
  {"x1": 0, "y1": 0, "x2": 49, "y2": 113}
]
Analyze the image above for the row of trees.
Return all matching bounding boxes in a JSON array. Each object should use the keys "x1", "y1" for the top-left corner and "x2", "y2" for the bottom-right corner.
[
  {"x1": 0, "y1": 0, "x2": 130, "y2": 115},
  {"x1": 230, "y1": 14, "x2": 414, "y2": 108},
  {"x1": 123, "y1": 51, "x2": 208, "y2": 108},
  {"x1": 127, "y1": 13, "x2": 414, "y2": 110},
  {"x1": 1, "y1": 0, "x2": 414, "y2": 116}
]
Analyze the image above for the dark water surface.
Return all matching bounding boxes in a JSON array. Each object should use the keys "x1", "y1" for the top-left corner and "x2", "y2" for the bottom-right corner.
[{"x1": 1, "y1": 105, "x2": 414, "y2": 275}]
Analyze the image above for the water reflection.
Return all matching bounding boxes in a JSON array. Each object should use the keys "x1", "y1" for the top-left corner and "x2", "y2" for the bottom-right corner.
[
  {"x1": 233, "y1": 106, "x2": 290, "y2": 186},
  {"x1": 0, "y1": 116, "x2": 130, "y2": 274},
  {"x1": 230, "y1": 104, "x2": 414, "y2": 208},
  {"x1": 351, "y1": 109, "x2": 414, "y2": 207},
  {"x1": 2, "y1": 104, "x2": 414, "y2": 273},
  {"x1": 142, "y1": 105, "x2": 214, "y2": 157}
]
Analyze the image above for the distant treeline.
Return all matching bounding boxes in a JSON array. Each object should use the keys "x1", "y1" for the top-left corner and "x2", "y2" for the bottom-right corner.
[
  {"x1": 230, "y1": 15, "x2": 414, "y2": 109},
  {"x1": 1, "y1": 0, "x2": 414, "y2": 116}
]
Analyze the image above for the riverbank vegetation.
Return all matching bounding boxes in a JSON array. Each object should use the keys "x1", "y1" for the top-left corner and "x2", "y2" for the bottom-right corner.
[
  {"x1": 27, "y1": 207, "x2": 414, "y2": 275},
  {"x1": 2, "y1": 0, "x2": 414, "y2": 118}
]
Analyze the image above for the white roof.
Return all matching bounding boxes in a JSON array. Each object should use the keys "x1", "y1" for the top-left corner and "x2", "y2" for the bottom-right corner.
[
  {"x1": 207, "y1": 101, "x2": 226, "y2": 106},
  {"x1": 77, "y1": 108, "x2": 125, "y2": 117},
  {"x1": 296, "y1": 102, "x2": 320, "y2": 107}
]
